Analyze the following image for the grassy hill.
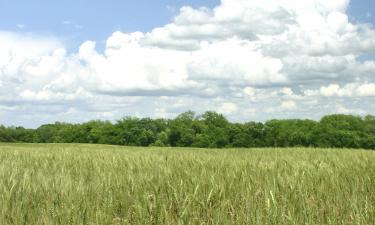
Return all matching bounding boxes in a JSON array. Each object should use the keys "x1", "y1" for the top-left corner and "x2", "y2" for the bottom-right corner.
[{"x1": 0, "y1": 144, "x2": 374, "y2": 224}]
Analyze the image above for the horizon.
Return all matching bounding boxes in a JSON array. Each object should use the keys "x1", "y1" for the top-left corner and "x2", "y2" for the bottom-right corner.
[
  {"x1": 2, "y1": 111, "x2": 374, "y2": 129},
  {"x1": 1, "y1": 0, "x2": 375, "y2": 128}
]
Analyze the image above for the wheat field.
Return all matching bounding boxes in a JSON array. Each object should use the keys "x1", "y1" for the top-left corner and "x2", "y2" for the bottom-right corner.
[{"x1": 0, "y1": 143, "x2": 374, "y2": 225}]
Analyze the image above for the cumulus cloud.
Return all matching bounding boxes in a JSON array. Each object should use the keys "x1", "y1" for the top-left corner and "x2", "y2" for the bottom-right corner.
[
  {"x1": 304, "y1": 83, "x2": 375, "y2": 97},
  {"x1": 218, "y1": 102, "x2": 238, "y2": 115},
  {"x1": 335, "y1": 105, "x2": 367, "y2": 115},
  {"x1": 281, "y1": 100, "x2": 297, "y2": 110},
  {"x1": 0, "y1": 0, "x2": 375, "y2": 127}
]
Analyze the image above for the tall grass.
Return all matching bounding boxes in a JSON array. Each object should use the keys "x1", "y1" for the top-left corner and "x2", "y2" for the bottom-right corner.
[{"x1": 0, "y1": 143, "x2": 374, "y2": 225}]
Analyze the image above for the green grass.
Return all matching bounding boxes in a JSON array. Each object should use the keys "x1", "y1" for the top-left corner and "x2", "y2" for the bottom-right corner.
[{"x1": 0, "y1": 144, "x2": 374, "y2": 225}]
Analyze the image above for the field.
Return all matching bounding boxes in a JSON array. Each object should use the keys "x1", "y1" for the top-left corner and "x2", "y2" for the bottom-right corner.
[{"x1": 0, "y1": 144, "x2": 374, "y2": 225}]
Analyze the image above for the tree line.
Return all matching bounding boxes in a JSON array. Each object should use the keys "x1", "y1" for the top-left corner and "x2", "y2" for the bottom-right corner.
[{"x1": 1, "y1": 111, "x2": 374, "y2": 149}]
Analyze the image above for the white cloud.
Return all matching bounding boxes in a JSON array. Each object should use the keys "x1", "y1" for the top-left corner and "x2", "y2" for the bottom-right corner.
[
  {"x1": 1, "y1": 0, "x2": 375, "y2": 127},
  {"x1": 335, "y1": 105, "x2": 367, "y2": 115},
  {"x1": 218, "y1": 102, "x2": 238, "y2": 115},
  {"x1": 304, "y1": 83, "x2": 375, "y2": 97},
  {"x1": 321, "y1": 84, "x2": 352, "y2": 97},
  {"x1": 281, "y1": 100, "x2": 297, "y2": 110},
  {"x1": 243, "y1": 87, "x2": 255, "y2": 97},
  {"x1": 357, "y1": 83, "x2": 375, "y2": 96}
]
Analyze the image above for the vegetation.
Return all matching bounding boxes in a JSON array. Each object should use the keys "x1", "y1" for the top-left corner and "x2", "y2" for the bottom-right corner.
[
  {"x1": 0, "y1": 144, "x2": 373, "y2": 224},
  {"x1": 1, "y1": 112, "x2": 374, "y2": 149}
]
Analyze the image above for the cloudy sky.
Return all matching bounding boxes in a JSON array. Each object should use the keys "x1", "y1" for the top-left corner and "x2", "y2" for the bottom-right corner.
[{"x1": 0, "y1": 0, "x2": 375, "y2": 127}]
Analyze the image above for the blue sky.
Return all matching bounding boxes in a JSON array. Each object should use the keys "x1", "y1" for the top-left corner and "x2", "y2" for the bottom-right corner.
[
  {"x1": 0, "y1": 0, "x2": 375, "y2": 127},
  {"x1": 349, "y1": 0, "x2": 375, "y2": 21},
  {"x1": 0, "y1": 0, "x2": 373, "y2": 50},
  {"x1": 0, "y1": 0, "x2": 219, "y2": 50}
]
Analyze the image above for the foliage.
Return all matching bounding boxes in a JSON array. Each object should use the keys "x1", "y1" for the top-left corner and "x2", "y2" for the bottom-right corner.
[{"x1": 0, "y1": 112, "x2": 374, "y2": 149}]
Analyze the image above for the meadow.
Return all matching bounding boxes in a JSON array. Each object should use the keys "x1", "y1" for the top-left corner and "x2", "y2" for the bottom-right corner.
[{"x1": 0, "y1": 144, "x2": 374, "y2": 225}]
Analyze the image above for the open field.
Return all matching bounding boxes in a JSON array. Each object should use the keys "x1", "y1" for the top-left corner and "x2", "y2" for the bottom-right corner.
[{"x1": 0, "y1": 144, "x2": 374, "y2": 225}]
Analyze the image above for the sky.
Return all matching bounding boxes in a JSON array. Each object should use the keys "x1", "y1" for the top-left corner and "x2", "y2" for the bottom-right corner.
[{"x1": 0, "y1": 0, "x2": 375, "y2": 128}]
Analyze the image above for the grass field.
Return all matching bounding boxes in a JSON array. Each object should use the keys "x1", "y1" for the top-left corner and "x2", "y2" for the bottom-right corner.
[{"x1": 0, "y1": 144, "x2": 374, "y2": 225}]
